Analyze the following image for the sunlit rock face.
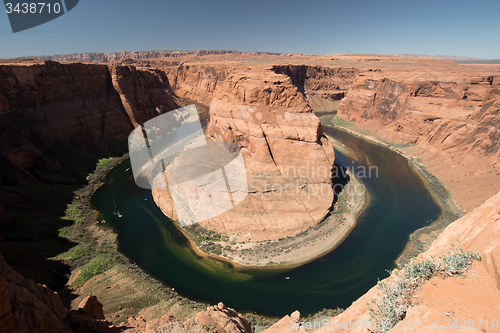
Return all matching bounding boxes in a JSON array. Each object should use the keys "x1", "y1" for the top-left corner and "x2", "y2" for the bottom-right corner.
[
  {"x1": 153, "y1": 68, "x2": 336, "y2": 242},
  {"x1": 337, "y1": 66, "x2": 500, "y2": 212}
]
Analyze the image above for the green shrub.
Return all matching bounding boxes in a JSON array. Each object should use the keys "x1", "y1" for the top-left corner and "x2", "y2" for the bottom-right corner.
[
  {"x1": 72, "y1": 255, "x2": 115, "y2": 285},
  {"x1": 367, "y1": 242, "x2": 480, "y2": 332},
  {"x1": 440, "y1": 242, "x2": 481, "y2": 275},
  {"x1": 404, "y1": 257, "x2": 438, "y2": 280}
]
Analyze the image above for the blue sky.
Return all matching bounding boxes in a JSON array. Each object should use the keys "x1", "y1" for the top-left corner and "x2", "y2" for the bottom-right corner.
[{"x1": 1, "y1": 0, "x2": 499, "y2": 59}]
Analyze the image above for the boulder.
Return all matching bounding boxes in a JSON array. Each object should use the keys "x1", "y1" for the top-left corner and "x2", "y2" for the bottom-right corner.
[{"x1": 78, "y1": 295, "x2": 105, "y2": 320}]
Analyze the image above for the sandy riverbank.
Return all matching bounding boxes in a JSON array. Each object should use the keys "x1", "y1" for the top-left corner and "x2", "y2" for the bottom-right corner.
[{"x1": 178, "y1": 168, "x2": 368, "y2": 268}]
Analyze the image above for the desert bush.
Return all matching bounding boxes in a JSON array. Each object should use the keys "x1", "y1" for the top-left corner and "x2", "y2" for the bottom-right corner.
[
  {"x1": 245, "y1": 313, "x2": 277, "y2": 333},
  {"x1": 404, "y1": 257, "x2": 438, "y2": 280},
  {"x1": 72, "y1": 255, "x2": 115, "y2": 285},
  {"x1": 440, "y1": 242, "x2": 481, "y2": 275},
  {"x1": 367, "y1": 242, "x2": 480, "y2": 332}
]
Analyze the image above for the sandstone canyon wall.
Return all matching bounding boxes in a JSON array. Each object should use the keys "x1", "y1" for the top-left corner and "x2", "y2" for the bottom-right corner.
[
  {"x1": 149, "y1": 54, "x2": 500, "y2": 331},
  {"x1": 163, "y1": 57, "x2": 499, "y2": 215},
  {"x1": 2, "y1": 54, "x2": 500, "y2": 332},
  {"x1": 336, "y1": 67, "x2": 500, "y2": 212},
  {"x1": 164, "y1": 63, "x2": 233, "y2": 105},
  {"x1": 162, "y1": 63, "x2": 359, "y2": 111},
  {"x1": 0, "y1": 253, "x2": 70, "y2": 333},
  {"x1": 152, "y1": 65, "x2": 337, "y2": 242},
  {"x1": 0, "y1": 61, "x2": 178, "y2": 186},
  {"x1": 149, "y1": 55, "x2": 500, "y2": 238},
  {"x1": 0, "y1": 59, "x2": 258, "y2": 332},
  {"x1": 270, "y1": 65, "x2": 359, "y2": 111},
  {"x1": 0, "y1": 251, "x2": 253, "y2": 333}
]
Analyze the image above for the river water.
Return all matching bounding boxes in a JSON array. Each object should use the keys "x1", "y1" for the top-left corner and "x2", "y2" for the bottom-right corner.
[{"x1": 91, "y1": 125, "x2": 440, "y2": 317}]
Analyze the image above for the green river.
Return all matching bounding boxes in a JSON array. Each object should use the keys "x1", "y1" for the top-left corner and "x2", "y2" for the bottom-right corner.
[{"x1": 91, "y1": 124, "x2": 441, "y2": 317}]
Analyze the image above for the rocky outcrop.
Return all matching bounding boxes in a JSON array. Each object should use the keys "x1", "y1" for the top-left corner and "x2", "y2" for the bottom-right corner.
[
  {"x1": 120, "y1": 303, "x2": 252, "y2": 333},
  {"x1": 207, "y1": 68, "x2": 335, "y2": 176},
  {"x1": 152, "y1": 67, "x2": 337, "y2": 242},
  {"x1": 1, "y1": 249, "x2": 254, "y2": 333},
  {"x1": 0, "y1": 253, "x2": 70, "y2": 333},
  {"x1": 262, "y1": 310, "x2": 303, "y2": 333},
  {"x1": 424, "y1": 190, "x2": 500, "y2": 288},
  {"x1": 194, "y1": 302, "x2": 252, "y2": 333},
  {"x1": 77, "y1": 295, "x2": 105, "y2": 320},
  {"x1": 0, "y1": 61, "x2": 178, "y2": 186},
  {"x1": 66, "y1": 297, "x2": 117, "y2": 333}
]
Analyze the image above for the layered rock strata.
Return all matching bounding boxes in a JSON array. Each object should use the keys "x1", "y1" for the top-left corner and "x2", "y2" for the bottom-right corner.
[
  {"x1": 337, "y1": 68, "x2": 500, "y2": 212},
  {"x1": 271, "y1": 65, "x2": 359, "y2": 111},
  {"x1": 0, "y1": 61, "x2": 177, "y2": 185},
  {"x1": 0, "y1": 253, "x2": 70, "y2": 333},
  {"x1": 153, "y1": 54, "x2": 499, "y2": 215},
  {"x1": 152, "y1": 68, "x2": 336, "y2": 241}
]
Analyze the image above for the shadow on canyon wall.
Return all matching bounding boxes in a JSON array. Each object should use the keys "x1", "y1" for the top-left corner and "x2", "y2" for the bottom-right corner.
[
  {"x1": 330, "y1": 163, "x2": 350, "y2": 208},
  {"x1": 0, "y1": 60, "x2": 181, "y2": 309},
  {"x1": 0, "y1": 141, "x2": 128, "y2": 307}
]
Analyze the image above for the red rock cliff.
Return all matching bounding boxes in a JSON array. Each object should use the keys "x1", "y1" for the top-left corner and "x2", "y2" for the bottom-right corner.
[
  {"x1": 262, "y1": 190, "x2": 500, "y2": 333},
  {"x1": 0, "y1": 61, "x2": 178, "y2": 186},
  {"x1": 336, "y1": 67, "x2": 500, "y2": 212}
]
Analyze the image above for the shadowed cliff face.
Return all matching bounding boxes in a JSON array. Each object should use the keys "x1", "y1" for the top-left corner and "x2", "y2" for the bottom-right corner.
[
  {"x1": 0, "y1": 61, "x2": 177, "y2": 186},
  {"x1": 0, "y1": 61, "x2": 180, "y2": 302},
  {"x1": 271, "y1": 65, "x2": 358, "y2": 111}
]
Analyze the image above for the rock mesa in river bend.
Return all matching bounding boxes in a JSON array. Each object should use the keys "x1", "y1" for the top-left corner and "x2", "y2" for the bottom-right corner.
[{"x1": 152, "y1": 67, "x2": 336, "y2": 242}]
